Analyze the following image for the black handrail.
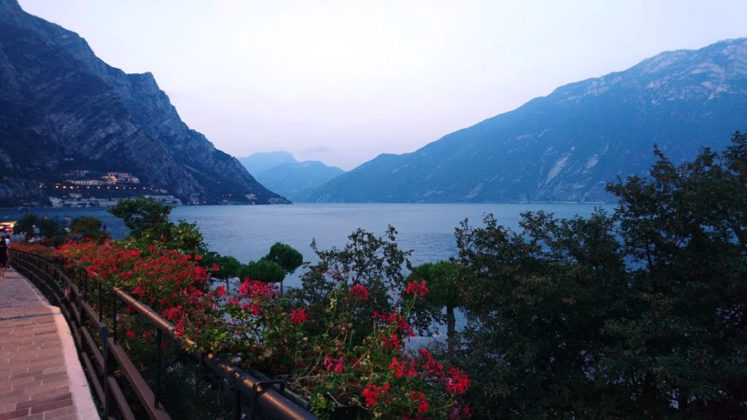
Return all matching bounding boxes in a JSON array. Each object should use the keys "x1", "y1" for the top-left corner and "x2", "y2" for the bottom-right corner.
[{"x1": 10, "y1": 249, "x2": 316, "y2": 420}]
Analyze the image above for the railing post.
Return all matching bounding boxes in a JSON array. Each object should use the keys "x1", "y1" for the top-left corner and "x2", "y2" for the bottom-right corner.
[
  {"x1": 233, "y1": 377, "x2": 242, "y2": 420},
  {"x1": 155, "y1": 329, "x2": 162, "y2": 408},
  {"x1": 102, "y1": 326, "x2": 112, "y2": 418},
  {"x1": 98, "y1": 284, "x2": 103, "y2": 322},
  {"x1": 112, "y1": 298, "x2": 118, "y2": 343}
]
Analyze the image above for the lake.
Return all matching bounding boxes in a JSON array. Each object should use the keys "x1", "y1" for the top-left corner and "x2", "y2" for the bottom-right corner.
[{"x1": 2, "y1": 203, "x2": 613, "y2": 289}]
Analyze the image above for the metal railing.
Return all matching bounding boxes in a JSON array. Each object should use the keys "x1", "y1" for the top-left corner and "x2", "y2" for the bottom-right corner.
[{"x1": 10, "y1": 249, "x2": 316, "y2": 420}]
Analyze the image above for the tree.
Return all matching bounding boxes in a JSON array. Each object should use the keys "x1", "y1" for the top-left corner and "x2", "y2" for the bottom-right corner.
[
  {"x1": 452, "y1": 133, "x2": 746, "y2": 418},
  {"x1": 242, "y1": 259, "x2": 285, "y2": 284},
  {"x1": 266, "y1": 242, "x2": 303, "y2": 273},
  {"x1": 290, "y1": 226, "x2": 413, "y2": 340},
  {"x1": 71, "y1": 216, "x2": 107, "y2": 241},
  {"x1": 264, "y1": 242, "x2": 302, "y2": 294},
  {"x1": 13, "y1": 213, "x2": 39, "y2": 241},
  {"x1": 603, "y1": 132, "x2": 746, "y2": 417},
  {"x1": 108, "y1": 197, "x2": 171, "y2": 237},
  {"x1": 407, "y1": 261, "x2": 465, "y2": 356},
  {"x1": 454, "y1": 210, "x2": 627, "y2": 418},
  {"x1": 109, "y1": 198, "x2": 206, "y2": 254}
]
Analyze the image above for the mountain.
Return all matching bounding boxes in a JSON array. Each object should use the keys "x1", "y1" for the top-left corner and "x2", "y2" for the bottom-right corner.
[
  {"x1": 305, "y1": 39, "x2": 747, "y2": 203},
  {"x1": 0, "y1": 0, "x2": 287, "y2": 206},
  {"x1": 256, "y1": 160, "x2": 345, "y2": 202},
  {"x1": 238, "y1": 152, "x2": 344, "y2": 201},
  {"x1": 238, "y1": 151, "x2": 297, "y2": 175}
]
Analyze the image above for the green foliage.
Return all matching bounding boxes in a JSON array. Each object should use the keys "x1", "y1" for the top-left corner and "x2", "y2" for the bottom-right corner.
[
  {"x1": 601, "y1": 131, "x2": 746, "y2": 417},
  {"x1": 70, "y1": 216, "x2": 107, "y2": 240},
  {"x1": 265, "y1": 242, "x2": 303, "y2": 273},
  {"x1": 408, "y1": 261, "x2": 465, "y2": 354},
  {"x1": 13, "y1": 213, "x2": 39, "y2": 240},
  {"x1": 453, "y1": 133, "x2": 746, "y2": 418},
  {"x1": 110, "y1": 198, "x2": 206, "y2": 254},
  {"x1": 109, "y1": 197, "x2": 172, "y2": 237},
  {"x1": 165, "y1": 220, "x2": 206, "y2": 254},
  {"x1": 201, "y1": 253, "x2": 243, "y2": 279},
  {"x1": 290, "y1": 226, "x2": 413, "y2": 341},
  {"x1": 38, "y1": 217, "x2": 63, "y2": 239},
  {"x1": 243, "y1": 259, "x2": 285, "y2": 283},
  {"x1": 455, "y1": 210, "x2": 627, "y2": 418}
]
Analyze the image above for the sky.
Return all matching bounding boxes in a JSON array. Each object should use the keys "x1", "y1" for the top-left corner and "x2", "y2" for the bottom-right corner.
[{"x1": 17, "y1": 0, "x2": 747, "y2": 171}]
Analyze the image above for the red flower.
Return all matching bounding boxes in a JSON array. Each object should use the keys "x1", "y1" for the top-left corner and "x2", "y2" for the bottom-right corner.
[
  {"x1": 409, "y1": 391, "x2": 429, "y2": 415},
  {"x1": 361, "y1": 382, "x2": 389, "y2": 407},
  {"x1": 445, "y1": 367, "x2": 470, "y2": 395},
  {"x1": 405, "y1": 279, "x2": 428, "y2": 299},
  {"x1": 418, "y1": 348, "x2": 445, "y2": 377},
  {"x1": 211, "y1": 263, "x2": 219, "y2": 272},
  {"x1": 290, "y1": 307, "x2": 310, "y2": 325},
  {"x1": 215, "y1": 286, "x2": 227, "y2": 297},
  {"x1": 238, "y1": 279, "x2": 251, "y2": 295},
  {"x1": 381, "y1": 332, "x2": 401, "y2": 350},
  {"x1": 125, "y1": 330, "x2": 136, "y2": 339},
  {"x1": 132, "y1": 285, "x2": 145, "y2": 297},
  {"x1": 350, "y1": 284, "x2": 369, "y2": 301},
  {"x1": 142, "y1": 330, "x2": 155, "y2": 339},
  {"x1": 389, "y1": 356, "x2": 418, "y2": 378}
]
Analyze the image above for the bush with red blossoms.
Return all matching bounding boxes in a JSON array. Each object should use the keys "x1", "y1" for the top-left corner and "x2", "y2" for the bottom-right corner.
[
  {"x1": 54, "y1": 240, "x2": 225, "y2": 350},
  {"x1": 285, "y1": 274, "x2": 471, "y2": 419},
  {"x1": 44, "y1": 226, "x2": 472, "y2": 419}
]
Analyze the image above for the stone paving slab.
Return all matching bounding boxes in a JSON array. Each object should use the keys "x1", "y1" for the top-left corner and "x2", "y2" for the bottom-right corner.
[{"x1": 0, "y1": 268, "x2": 98, "y2": 419}]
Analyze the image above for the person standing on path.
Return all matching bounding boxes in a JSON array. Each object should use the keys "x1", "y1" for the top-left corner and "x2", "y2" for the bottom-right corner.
[{"x1": 0, "y1": 234, "x2": 8, "y2": 277}]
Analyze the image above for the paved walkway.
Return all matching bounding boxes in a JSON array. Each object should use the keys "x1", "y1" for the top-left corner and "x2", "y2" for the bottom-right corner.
[{"x1": 0, "y1": 268, "x2": 98, "y2": 419}]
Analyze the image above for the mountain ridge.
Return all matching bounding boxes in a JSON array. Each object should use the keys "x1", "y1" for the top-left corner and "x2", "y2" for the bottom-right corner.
[
  {"x1": 0, "y1": 0, "x2": 287, "y2": 205},
  {"x1": 238, "y1": 152, "x2": 344, "y2": 201},
  {"x1": 303, "y1": 38, "x2": 747, "y2": 203}
]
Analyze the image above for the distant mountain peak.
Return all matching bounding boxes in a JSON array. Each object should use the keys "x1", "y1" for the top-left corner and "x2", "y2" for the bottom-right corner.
[
  {"x1": 305, "y1": 38, "x2": 746, "y2": 203},
  {"x1": 238, "y1": 152, "x2": 345, "y2": 202}
]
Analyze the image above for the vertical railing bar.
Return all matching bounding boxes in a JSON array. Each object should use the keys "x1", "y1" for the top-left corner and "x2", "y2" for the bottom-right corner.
[
  {"x1": 155, "y1": 329, "x2": 162, "y2": 408},
  {"x1": 232, "y1": 375, "x2": 241, "y2": 420},
  {"x1": 112, "y1": 298, "x2": 118, "y2": 343},
  {"x1": 98, "y1": 284, "x2": 103, "y2": 322},
  {"x1": 102, "y1": 326, "x2": 112, "y2": 419}
]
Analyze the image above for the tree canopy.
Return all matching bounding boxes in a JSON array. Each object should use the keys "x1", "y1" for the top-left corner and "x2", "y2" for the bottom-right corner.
[{"x1": 451, "y1": 132, "x2": 746, "y2": 418}]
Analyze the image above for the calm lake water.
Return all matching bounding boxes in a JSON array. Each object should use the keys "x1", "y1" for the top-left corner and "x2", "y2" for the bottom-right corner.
[{"x1": 2, "y1": 203, "x2": 613, "y2": 289}]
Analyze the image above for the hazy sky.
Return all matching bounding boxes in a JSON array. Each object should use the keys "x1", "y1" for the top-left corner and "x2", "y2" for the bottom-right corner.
[{"x1": 18, "y1": 0, "x2": 747, "y2": 170}]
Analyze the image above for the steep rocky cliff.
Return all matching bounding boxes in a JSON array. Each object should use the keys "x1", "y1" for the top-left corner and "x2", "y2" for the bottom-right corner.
[
  {"x1": 304, "y1": 38, "x2": 747, "y2": 203},
  {"x1": 0, "y1": 0, "x2": 287, "y2": 205}
]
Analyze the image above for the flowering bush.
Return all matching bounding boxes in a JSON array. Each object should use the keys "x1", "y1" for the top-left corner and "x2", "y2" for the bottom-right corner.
[
  {"x1": 285, "y1": 277, "x2": 471, "y2": 418},
  {"x1": 54, "y1": 240, "x2": 225, "y2": 349},
  {"x1": 10, "y1": 241, "x2": 56, "y2": 257},
  {"x1": 48, "y1": 234, "x2": 471, "y2": 418}
]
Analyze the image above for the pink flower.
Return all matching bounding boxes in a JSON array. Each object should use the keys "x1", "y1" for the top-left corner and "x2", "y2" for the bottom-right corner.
[{"x1": 323, "y1": 355, "x2": 345, "y2": 373}]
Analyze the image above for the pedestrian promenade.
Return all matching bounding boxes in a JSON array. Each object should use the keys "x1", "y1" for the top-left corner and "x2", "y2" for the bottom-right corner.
[{"x1": 0, "y1": 268, "x2": 98, "y2": 420}]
